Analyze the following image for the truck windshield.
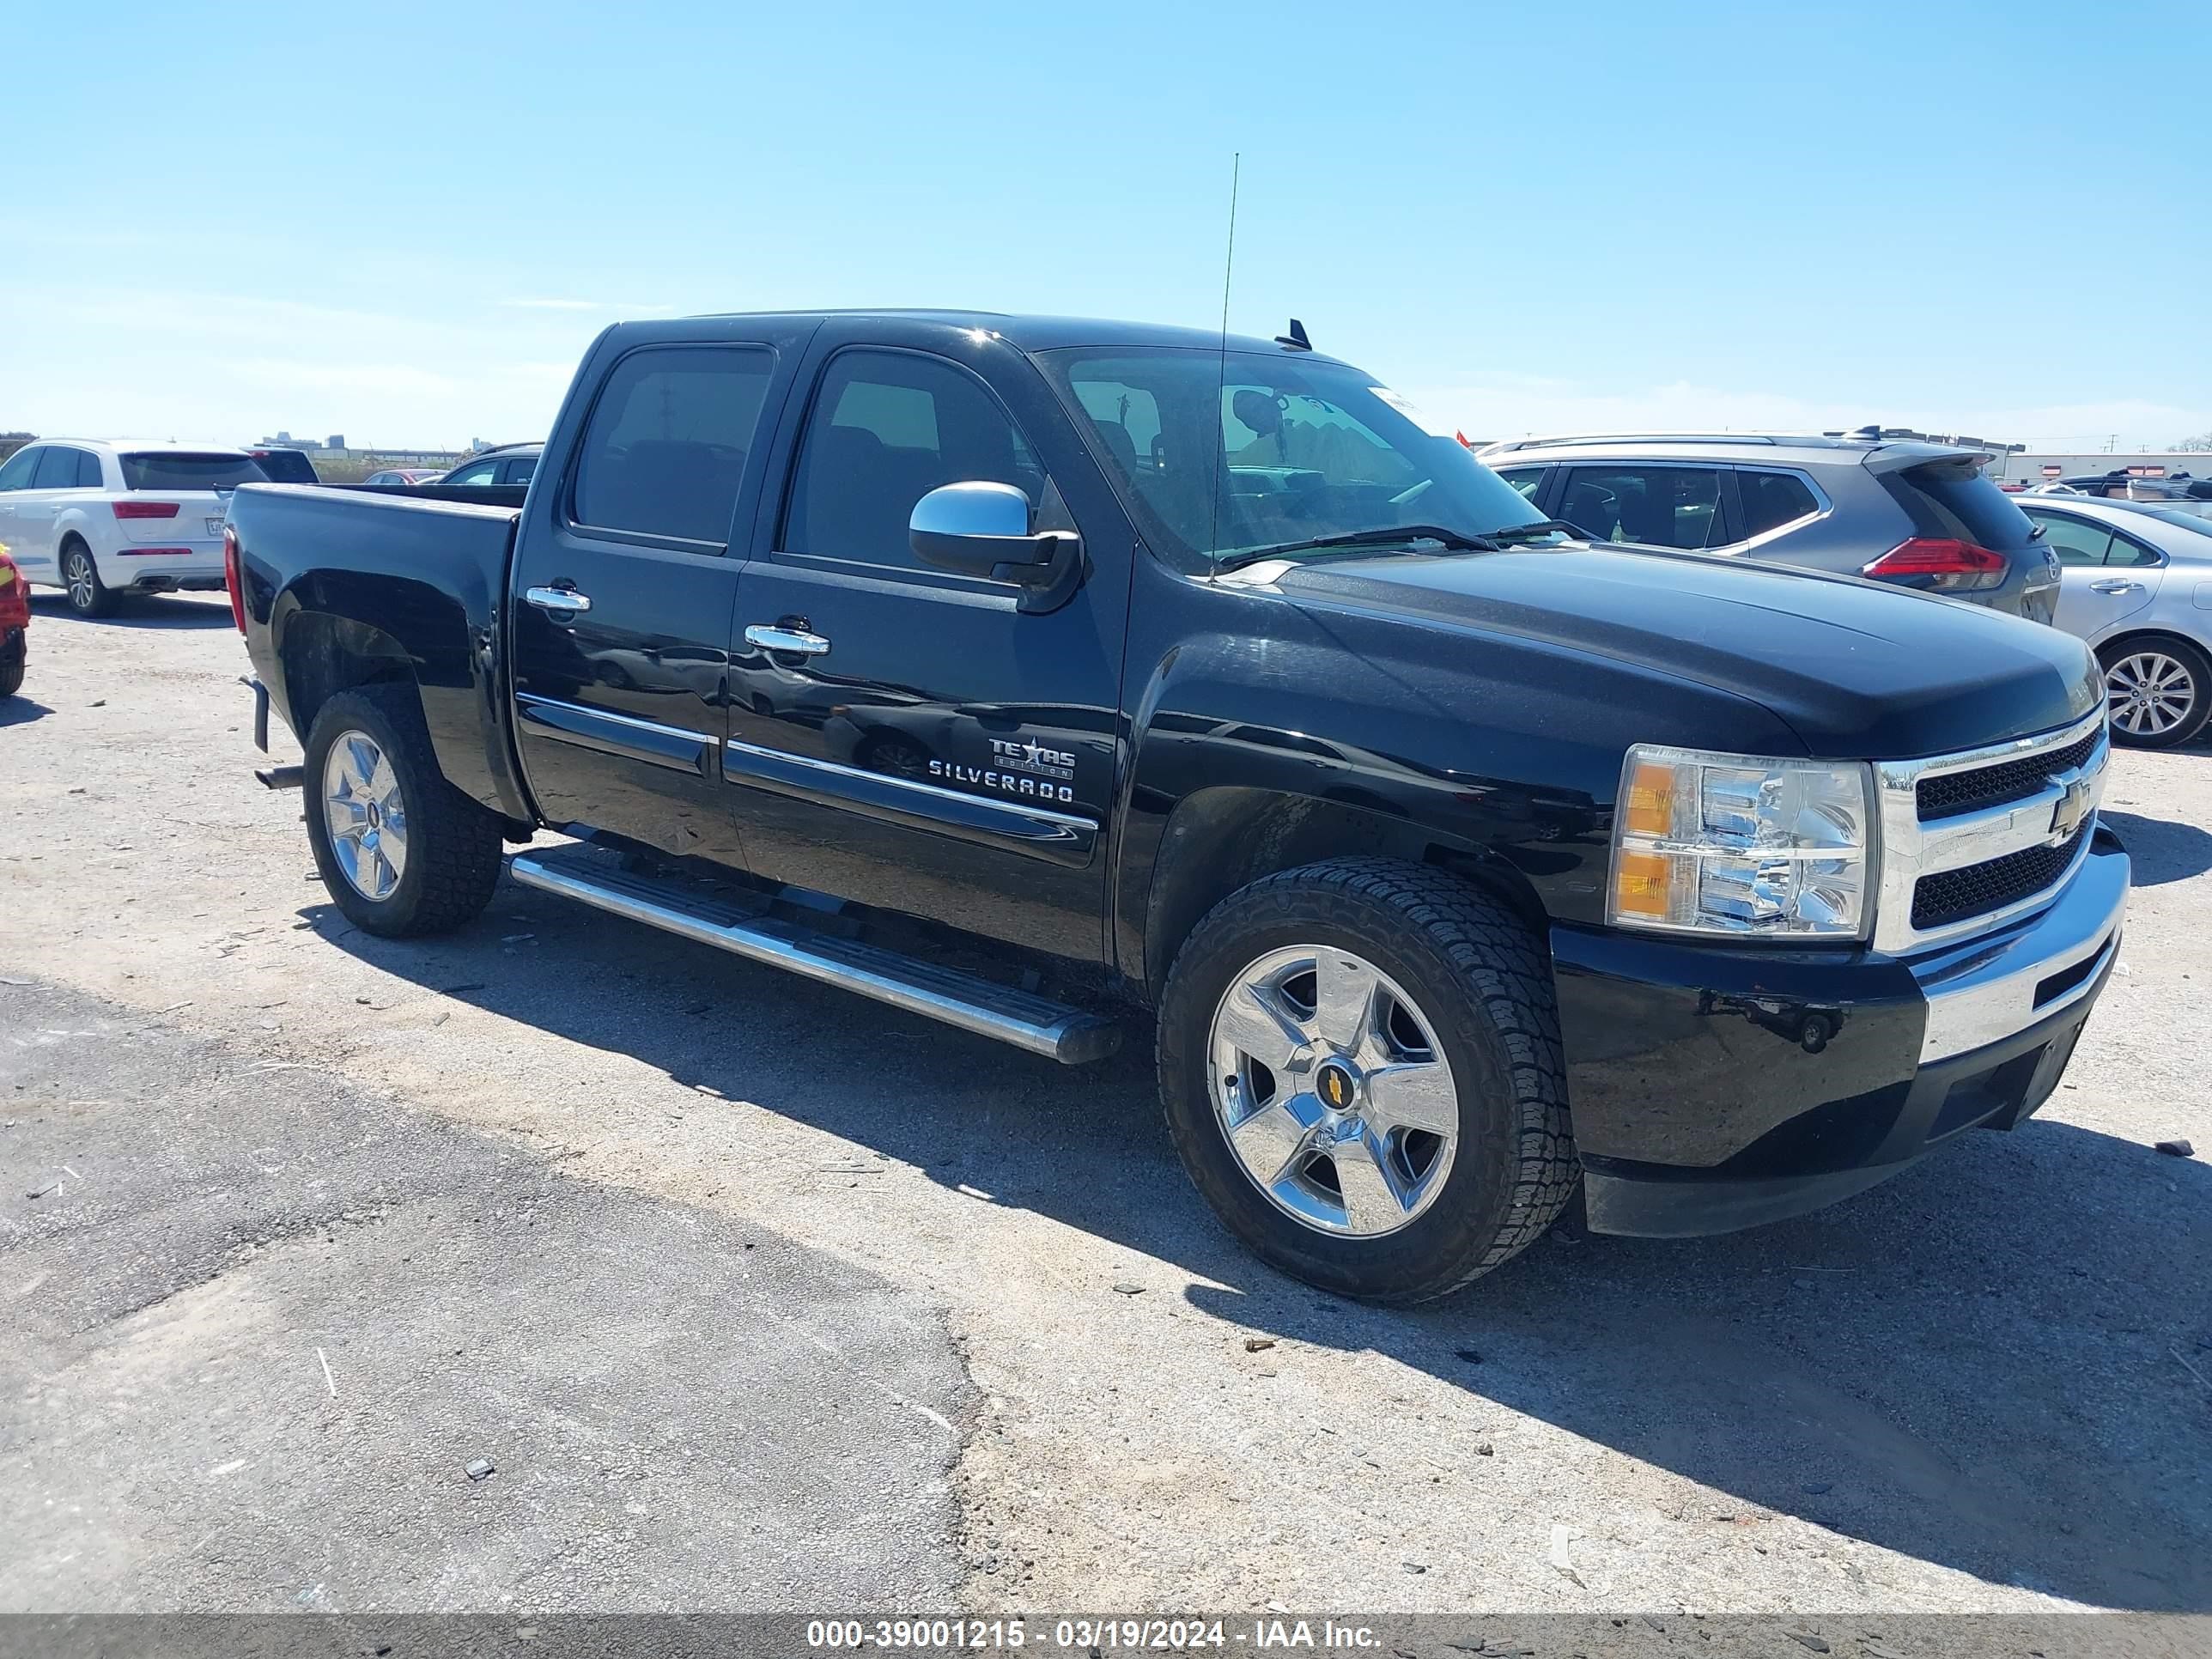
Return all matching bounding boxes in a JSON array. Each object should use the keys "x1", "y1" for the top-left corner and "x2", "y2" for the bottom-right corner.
[
  {"x1": 120, "y1": 453, "x2": 270, "y2": 490},
  {"x1": 1036, "y1": 347, "x2": 1547, "y2": 571}
]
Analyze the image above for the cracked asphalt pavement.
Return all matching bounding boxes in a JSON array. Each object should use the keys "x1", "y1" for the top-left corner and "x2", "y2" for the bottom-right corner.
[{"x1": 2, "y1": 592, "x2": 2209, "y2": 1618}]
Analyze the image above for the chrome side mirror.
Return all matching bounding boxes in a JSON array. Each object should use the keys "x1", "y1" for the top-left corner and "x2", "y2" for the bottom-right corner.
[{"x1": 909, "y1": 483, "x2": 1066, "y2": 582}]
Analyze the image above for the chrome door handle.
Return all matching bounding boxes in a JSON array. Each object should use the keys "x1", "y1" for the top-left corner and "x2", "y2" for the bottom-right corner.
[
  {"x1": 2088, "y1": 579, "x2": 2144, "y2": 594},
  {"x1": 525, "y1": 585, "x2": 592, "y2": 616},
  {"x1": 744, "y1": 623, "x2": 830, "y2": 657}
]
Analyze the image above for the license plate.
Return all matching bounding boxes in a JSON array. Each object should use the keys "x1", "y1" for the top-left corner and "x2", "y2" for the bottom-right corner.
[{"x1": 206, "y1": 517, "x2": 225, "y2": 538}]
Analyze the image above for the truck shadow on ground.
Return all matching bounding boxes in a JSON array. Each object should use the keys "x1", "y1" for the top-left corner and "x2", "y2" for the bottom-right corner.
[
  {"x1": 0, "y1": 695, "x2": 53, "y2": 728},
  {"x1": 328, "y1": 881, "x2": 2212, "y2": 1613},
  {"x1": 27, "y1": 592, "x2": 234, "y2": 629},
  {"x1": 2100, "y1": 809, "x2": 2212, "y2": 886}
]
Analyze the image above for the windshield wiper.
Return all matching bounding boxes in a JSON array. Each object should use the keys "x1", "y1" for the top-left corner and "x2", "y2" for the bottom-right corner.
[
  {"x1": 1483, "y1": 519, "x2": 1583, "y2": 543},
  {"x1": 1213, "y1": 523, "x2": 1501, "y2": 571}
]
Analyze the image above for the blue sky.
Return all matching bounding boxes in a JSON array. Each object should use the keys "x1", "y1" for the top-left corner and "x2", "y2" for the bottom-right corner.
[{"x1": 5, "y1": 1, "x2": 2206, "y2": 451}]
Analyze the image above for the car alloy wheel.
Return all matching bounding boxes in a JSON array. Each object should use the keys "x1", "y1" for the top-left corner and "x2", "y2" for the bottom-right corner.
[
  {"x1": 1206, "y1": 944, "x2": 1459, "y2": 1237},
  {"x1": 2106, "y1": 650, "x2": 2197, "y2": 738},
  {"x1": 64, "y1": 551, "x2": 97, "y2": 611},
  {"x1": 322, "y1": 729, "x2": 410, "y2": 902}
]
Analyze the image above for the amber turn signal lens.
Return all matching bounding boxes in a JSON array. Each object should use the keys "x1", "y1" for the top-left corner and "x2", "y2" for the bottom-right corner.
[
  {"x1": 1612, "y1": 849, "x2": 1676, "y2": 917},
  {"x1": 1622, "y1": 761, "x2": 1677, "y2": 839}
]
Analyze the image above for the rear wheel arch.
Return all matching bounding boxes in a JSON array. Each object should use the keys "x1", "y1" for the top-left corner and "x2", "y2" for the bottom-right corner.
[{"x1": 276, "y1": 608, "x2": 422, "y2": 743}]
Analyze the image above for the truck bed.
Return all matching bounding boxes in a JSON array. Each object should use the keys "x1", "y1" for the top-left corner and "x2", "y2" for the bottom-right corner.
[{"x1": 228, "y1": 482, "x2": 528, "y2": 820}]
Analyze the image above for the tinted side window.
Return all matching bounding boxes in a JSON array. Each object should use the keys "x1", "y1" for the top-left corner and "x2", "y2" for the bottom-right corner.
[
  {"x1": 503, "y1": 456, "x2": 538, "y2": 485},
  {"x1": 445, "y1": 460, "x2": 499, "y2": 485},
  {"x1": 2105, "y1": 530, "x2": 2162, "y2": 568},
  {"x1": 2027, "y1": 511, "x2": 2113, "y2": 567},
  {"x1": 0, "y1": 449, "x2": 37, "y2": 490},
  {"x1": 1559, "y1": 466, "x2": 1723, "y2": 549},
  {"x1": 783, "y1": 349, "x2": 1047, "y2": 572},
  {"x1": 572, "y1": 346, "x2": 774, "y2": 544},
  {"x1": 74, "y1": 449, "x2": 105, "y2": 487},
  {"x1": 1737, "y1": 471, "x2": 1819, "y2": 538},
  {"x1": 32, "y1": 447, "x2": 80, "y2": 489},
  {"x1": 1495, "y1": 465, "x2": 1546, "y2": 501}
]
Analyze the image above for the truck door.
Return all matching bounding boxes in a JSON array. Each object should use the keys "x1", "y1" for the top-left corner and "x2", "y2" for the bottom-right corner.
[
  {"x1": 507, "y1": 325, "x2": 811, "y2": 865},
  {"x1": 721, "y1": 325, "x2": 1132, "y2": 964}
]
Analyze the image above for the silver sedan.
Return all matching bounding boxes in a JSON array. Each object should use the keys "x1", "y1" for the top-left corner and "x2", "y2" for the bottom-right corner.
[{"x1": 2018, "y1": 495, "x2": 2212, "y2": 747}]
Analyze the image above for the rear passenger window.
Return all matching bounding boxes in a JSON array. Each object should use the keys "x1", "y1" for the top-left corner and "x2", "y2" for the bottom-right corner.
[
  {"x1": 74, "y1": 449, "x2": 103, "y2": 487},
  {"x1": 2027, "y1": 512, "x2": 2113, "y2": 567},
  {"x1": 32, "y1": 447, "x2": 80, "y2": 489},
  {"x1": 782, "y1": 349, "x2": 1049, "y2": 573},
  {"x1": 572, "y1": 345, "x2": 775, "y2": 545},
  {"x1": 1737, "y1": 471, "x2": 1818, "y2": 538},
  {"x1": 2106, "y1": 532, "x2": 2161, "y2": 568},
  {"x1": 1559, "y1": 466, "x2": 1724, "y2": 550}
]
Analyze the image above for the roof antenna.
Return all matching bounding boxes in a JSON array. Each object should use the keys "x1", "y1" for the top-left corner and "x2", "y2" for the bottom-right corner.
[
  {"x1": 1275, "y1": 319, "x2": 1311, "y2": 351},
  {"x1": 1207, "y1": 152, "x2": 1241, "y2": 562}
]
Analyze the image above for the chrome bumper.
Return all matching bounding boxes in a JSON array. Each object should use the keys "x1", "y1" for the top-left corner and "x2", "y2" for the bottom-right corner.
[{"x1": 1915, "y1": 831, "x2": 2129, "y2": 1064}]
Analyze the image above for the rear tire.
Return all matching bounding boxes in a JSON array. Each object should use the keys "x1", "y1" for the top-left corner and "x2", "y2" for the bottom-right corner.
[
  {"x1": 302, "y1": 684, "x2": 503, "y2": 937},
  {"x1": 60, "y1": 541, "x2": 117, "y2": 618},
  {"x1": 0, "y1": 659, "x2": 21, "y2": 700},
  {"x1": 1156, "y1": 856, "x2": 1577, "y2": 1304},
  {"x1": 2099, "y1": 637, "x2": 2212, "y2": 749}
]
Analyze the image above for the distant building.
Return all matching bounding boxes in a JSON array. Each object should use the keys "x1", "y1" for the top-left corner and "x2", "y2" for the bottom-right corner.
[
  {"x1": 1986, "y1": 451, "x2": 2210, "y2": 488},
  {"x1": 326, "y1": 435, "x2": 344, "y2": 452}
]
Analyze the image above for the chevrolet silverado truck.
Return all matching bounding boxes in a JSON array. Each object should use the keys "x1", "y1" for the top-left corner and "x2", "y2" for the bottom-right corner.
[{"x1": 225, "y1": 310, "x2": 2129, "y2": 1302}]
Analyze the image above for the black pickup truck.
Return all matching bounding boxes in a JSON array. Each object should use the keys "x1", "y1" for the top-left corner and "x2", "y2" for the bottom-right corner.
[{"x1": 226, "y1": 310, "x2": 2128, "y2": 1303}]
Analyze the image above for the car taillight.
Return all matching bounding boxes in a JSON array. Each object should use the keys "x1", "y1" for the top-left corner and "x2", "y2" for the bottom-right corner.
[
  {"x1": 223, "y1": 526, "x2": 246, "y2": 632},
  {"x1": 112, "y1": 500, "x2": 180, "y2": 520},
  {"x1": 1861, "y1": 538, "x2": 2008, "y2": 592}
]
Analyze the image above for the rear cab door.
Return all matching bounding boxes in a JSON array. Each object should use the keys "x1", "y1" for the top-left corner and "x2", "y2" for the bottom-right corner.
[
  {"x1": 2026, "y1": 505, "x2": 2166, "y2": 641},
  {"x1": 507, "y1": 316, "x2": 818, "y2": 866},
  {"x1": 719, "y1": 316, "x2": 1135, "y2": 964}
]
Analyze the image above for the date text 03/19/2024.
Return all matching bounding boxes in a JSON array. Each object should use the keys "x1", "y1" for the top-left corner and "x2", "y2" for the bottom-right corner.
[{"x1": 804, "y1": 1619, "x2": 1387, "y2": 1650}]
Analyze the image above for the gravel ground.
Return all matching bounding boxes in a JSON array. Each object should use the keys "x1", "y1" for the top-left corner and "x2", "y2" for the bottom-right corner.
[{"x1": 2, "y1": 591, "x2": 2208, "y2": 1617}]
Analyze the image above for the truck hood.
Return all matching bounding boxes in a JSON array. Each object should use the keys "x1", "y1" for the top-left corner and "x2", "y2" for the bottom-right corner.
[{"x1": 1263, "y1": 544, "x2": 2101, "y2": 759}]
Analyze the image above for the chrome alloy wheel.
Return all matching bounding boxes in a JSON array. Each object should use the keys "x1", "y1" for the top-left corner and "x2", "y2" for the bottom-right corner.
[
  {"x1": 322, "y1": 730, "x2": 409, "y2": 902},
  {"x1": 64, "y1": 550, "x2": 96, "y2": 611},
  {"x1": 2106, "y1": 651, "x2": 2197, "y2": 738},
  {"x1": 1207, "y1": 945, "x2": 1460, "y2": 1237}
]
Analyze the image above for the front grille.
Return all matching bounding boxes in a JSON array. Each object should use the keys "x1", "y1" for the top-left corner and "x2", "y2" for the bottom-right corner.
[
  {"x1": 1912, "y1": 823, "x2": 2089, "y2": 931},
  {"x1": 1917, "y1": 727, "x2": 2100, "y2": 822}
]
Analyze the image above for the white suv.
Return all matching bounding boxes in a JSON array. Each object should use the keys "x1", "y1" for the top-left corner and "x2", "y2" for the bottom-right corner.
[{"x1": 0, "y1": 440, "x2": 272, "y2": 617}]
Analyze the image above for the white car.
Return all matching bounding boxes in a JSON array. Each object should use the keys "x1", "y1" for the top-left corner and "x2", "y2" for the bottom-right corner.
[
  {"x1": 2015, "y1": 493, "x2": 2212, "y2": 748},
  {"x1": 0, "y1": 439, "x2": 270, "y2": 617}
]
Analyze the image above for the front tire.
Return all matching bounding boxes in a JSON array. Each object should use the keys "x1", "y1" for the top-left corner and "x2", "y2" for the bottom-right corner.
[
  {"x1": 1156, "y1": 857, "x2": 1576, "y2": 1304},
  {"x1": 60, "y1": 542, "x2": 117, "y2": 618},
  {"x1": 302, "y1": 684, "x2": 503, "y2": 937},
  {"x1": 2100, "y1": 638, "x2": 2212, "y2": 748}
]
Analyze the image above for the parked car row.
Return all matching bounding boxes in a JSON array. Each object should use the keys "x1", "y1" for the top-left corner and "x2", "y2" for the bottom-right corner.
[
  {"x1": 219, "y1": 307, "x2": 2132, "y2": 1304},
  {"x1": 1479, "y1": 431, "x2": 2212, "y2": 750},
  {"x1": 0, "y1": 437, "x2": 554, "y2": 616}
]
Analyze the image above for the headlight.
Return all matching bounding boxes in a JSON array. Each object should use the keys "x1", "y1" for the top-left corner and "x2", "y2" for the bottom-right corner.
[{"x1": 1607, "y1": 746, "x2": 1875, "y2": 939}]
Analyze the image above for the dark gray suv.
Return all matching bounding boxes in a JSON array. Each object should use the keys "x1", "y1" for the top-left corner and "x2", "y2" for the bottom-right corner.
[{"x1": 1480, "y1": 433, "x2": 2061, "y2": 623}]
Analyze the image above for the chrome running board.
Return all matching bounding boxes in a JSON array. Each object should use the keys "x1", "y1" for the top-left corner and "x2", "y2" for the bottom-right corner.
[{"x1": 509, "y1": 848, "x2": 1121, "y2": 1066}]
